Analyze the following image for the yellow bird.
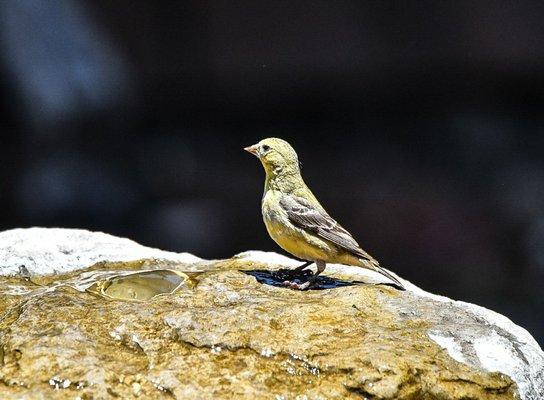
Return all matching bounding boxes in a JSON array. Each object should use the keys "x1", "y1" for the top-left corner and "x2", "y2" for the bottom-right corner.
[{"x1": 244, "y1": 137, "x2": 405, "y2": 290}]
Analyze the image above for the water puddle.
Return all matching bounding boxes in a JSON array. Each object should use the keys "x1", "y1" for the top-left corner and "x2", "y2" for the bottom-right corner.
[
  {"x1": 87, "y1": 269, "x2": 193, "y2": 301},
  {"x1": 244, "y1": 269, "x2": 355, "y2": 290}
]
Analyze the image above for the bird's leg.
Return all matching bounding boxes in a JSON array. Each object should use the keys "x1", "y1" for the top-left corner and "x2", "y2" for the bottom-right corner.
[
  {"x1": 313, "y1": 260, "x2": 326, "y2": 278},
  {"x1": 275, "y1": 261, "x2": 313, "y2": 282},
  {"x1": 294, "y1": 261, "x2": 313, "y2": 272},
  {"x1": 285, "y1": 260, "x2": 326, "y2": 290}
]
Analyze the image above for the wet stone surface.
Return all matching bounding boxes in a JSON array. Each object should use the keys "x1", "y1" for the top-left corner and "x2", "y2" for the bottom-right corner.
[
  {"x1": 0, "y1": 257, "x2": 527, "y2": 400},
  {"x1": 244, "y1": 268, "x2": 355, "y2": 290}
]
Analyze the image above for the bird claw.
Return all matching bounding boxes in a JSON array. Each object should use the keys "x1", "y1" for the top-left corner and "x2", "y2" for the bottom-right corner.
[
  {"x1": 273, "y1": 268, "x2": 312, "y2": 281},
  {"x1": 282, "y1": 280, "x2": 311, "y2": 290}
]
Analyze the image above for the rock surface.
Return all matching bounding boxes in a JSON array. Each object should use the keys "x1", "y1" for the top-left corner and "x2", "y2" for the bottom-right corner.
[
  {"x1": 0, "y1": 228, "x2": 542, "y2": 399},
  {"x1": 0, "y1": 227, "x2": 201, "y2": 276}
]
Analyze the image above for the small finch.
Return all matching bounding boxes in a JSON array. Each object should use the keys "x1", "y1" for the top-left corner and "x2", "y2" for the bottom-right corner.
[{"x1": 244, "y1": 137, "x2": 405, "y2": 290}]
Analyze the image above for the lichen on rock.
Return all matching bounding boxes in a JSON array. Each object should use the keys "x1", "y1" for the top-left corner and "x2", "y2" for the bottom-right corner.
[{"x1": 0, "y1": 228, "x2": 542, "y2": 399}]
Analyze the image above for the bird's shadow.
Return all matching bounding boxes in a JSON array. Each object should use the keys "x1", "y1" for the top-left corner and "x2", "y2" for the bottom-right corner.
[{"x1": 243, "y1": 268, "x2": 354, "y2": 290}]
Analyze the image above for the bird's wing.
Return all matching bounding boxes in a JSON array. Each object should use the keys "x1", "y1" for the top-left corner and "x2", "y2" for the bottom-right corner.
[
  {"x1": 279, "y1": 194, "x2": 374, "y2": 262},
  {"x1": 280, "y1": 194, "x2": 405, "y2": 290}
]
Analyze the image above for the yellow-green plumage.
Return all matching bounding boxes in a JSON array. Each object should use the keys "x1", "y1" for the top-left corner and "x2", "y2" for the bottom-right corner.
[
  {"x1": 262, "y1": 190, "x2": 356, "y2": 265},
  {"x1": 245, "y1": 137, "x2": 404, "y2": 290}
]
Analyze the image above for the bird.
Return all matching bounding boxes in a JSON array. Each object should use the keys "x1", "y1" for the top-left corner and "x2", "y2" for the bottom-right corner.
[{"x1": 244, "y1": 137, "x2": 405, "y2": 291}]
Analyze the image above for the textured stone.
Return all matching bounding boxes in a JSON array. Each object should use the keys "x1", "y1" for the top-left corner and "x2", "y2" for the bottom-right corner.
[
  {"x1": 0, "y1": 228, "x2": 542, "y2": 400},
  {"x1": 0, "y1": 227, "x2": 200, "y2": 276}
]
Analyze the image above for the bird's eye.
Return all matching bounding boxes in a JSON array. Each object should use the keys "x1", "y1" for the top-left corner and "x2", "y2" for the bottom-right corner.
[{"x1": 262, "y1": 145, "x2": 270, "y2": 152}]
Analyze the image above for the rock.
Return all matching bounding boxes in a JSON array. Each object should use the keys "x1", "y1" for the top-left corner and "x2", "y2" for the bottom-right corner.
[
  {"x1": 0, "y1": 227, "x2": 201, "y2": 276},
  {"x1": 0, "y1": 228, "x2": 542, "y2": 399}
]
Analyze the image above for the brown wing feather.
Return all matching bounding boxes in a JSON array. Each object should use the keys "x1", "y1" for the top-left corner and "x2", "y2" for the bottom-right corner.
[
  {"x1": 279, "y1": 194, "x2": 405, "y2": 290},
  {"x1": 279, "y1": 195, "x2": 374, "y2": 262}
]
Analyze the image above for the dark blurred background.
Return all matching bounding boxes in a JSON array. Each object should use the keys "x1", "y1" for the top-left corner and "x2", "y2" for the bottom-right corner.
[{"x1": 1, "y1": 1, "x2": 543, "y2": 344}]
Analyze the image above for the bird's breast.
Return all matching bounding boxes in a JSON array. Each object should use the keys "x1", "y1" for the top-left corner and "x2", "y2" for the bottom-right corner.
[{"x1": 262, "y1": 193, "x2": 295, "y2": 242}]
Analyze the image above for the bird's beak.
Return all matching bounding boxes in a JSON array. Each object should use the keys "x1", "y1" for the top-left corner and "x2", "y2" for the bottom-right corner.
[{"x1": 244, "y1": 144, "x2": 259, "y2": 157}]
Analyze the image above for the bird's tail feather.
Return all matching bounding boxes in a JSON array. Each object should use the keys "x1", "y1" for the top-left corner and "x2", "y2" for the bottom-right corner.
[
  {"x1": 360, "y1": 259, "x2": 405, "y2": 290},
  {"x1": 375, "y1": 266, "x2": 405, "y2": 291}
]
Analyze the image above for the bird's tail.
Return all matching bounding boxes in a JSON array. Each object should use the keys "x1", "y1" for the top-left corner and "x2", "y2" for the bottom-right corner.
[{"x1": 358, "y1": 259, "x2": 406, "y2": 291}]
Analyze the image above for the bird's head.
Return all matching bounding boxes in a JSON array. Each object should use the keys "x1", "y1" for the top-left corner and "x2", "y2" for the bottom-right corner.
[{"x1": 244, "y1": 138, "x2": 300, "y2": 177}]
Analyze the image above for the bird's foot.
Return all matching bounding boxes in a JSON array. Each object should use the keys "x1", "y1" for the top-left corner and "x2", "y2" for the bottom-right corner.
[
  {"x1": 274, "y1": 264, "x2": 319, "y2": 290},
  {"x1": 282, "y1": 280, "x2": 311, "y2": 290},
  {"x1": 273, "y1": 268, "x2": 313, "y2": 282}
]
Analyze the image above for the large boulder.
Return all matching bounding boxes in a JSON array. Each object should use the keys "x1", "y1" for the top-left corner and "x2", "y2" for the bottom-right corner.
[{"x1": 0, "y1": 228, "x2": 542, "y2": 399}]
